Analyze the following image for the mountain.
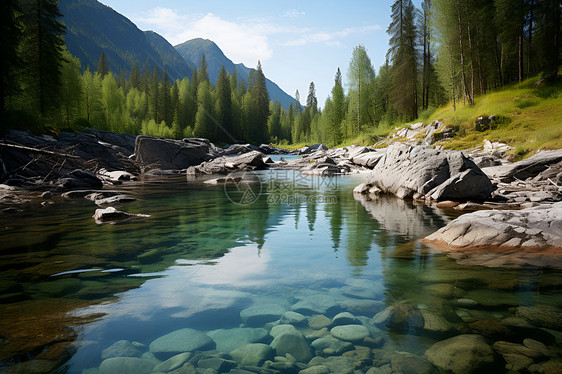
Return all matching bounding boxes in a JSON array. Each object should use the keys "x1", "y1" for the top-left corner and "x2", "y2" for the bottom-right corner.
[
  {"x1": 175, "y1": 38, "x2": 294, "y2": 109},
  {"x1": 59, "y1": 0, "x2": 193, "y2": 80}
]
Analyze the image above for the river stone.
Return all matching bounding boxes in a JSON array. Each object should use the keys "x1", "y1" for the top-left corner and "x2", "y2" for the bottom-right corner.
[
  {"x1": 528, "y1": 358, "x2": 562, "y2": 374},
  {"x1": 291, "y1": 294, "x2": 338, "y2": 315},
  {"x1": 424, "y1": 283, "x2": 463, "y2": 299},
  {"x1": 197, "y1": 358, "x2": 236, "y2": 372},
  {"x1": 523, "y1": 338, "x2": 550, "y2": 357},
  {"x1": 311, "y1": 336, "x2": 354, "y2": 355},
  {"x1": 390, "y1": 353, "x2": 436, "y2": 374},
  {"x1": 270, "y1": 324, "x2": 297, "y2": 338},
  {"x1": 92, "y1": 206, "x2": 131, "y2": 223},
  {"x1": 149, "y1": 328, "x2": 214, "y2": 356},
  {"x1": 360, "y1": 143, "x2": 493, "y2": 201},
  {"x1": 516, "y1": 305, "x2": 562, "y2": 330},
  {"x1": 94, "y1": 195, "x2": 136, "y2": 206},
  {"x1": 240, "y1": 303, "x2": 286, "y2": 326},
  {"x1": 372, "y1": 304, "x2": 424, "y2": 331},
  {"x1": 309, "y1": 315, "x2": 332, "y2": 329},
  {"x1": 424, "y1": 334, "x2": 502, "y2": 374},
  {"x1": 280, "y1": 311, "x2": 307, "y2": 326},
  {"x1": 332, "y1": 312, "x2": 358, "y2": 326},
  {"x1": 229, "y1": 343, "x2": 274, "y2": 366},
  {"x1": 101, "y1": 340, "x2": 142, "y2": 359},
  {"x1": 339, "y1": 299, "x2": 386, "y2": 315},
  {"x1": 330, "y1": 324, "x2": 370, "y2": 342},
  {"x1": 492, "y1": 341, "x2": 545, "y2": 359},
  {"x1": 99, "y1": 357, "x2": 154, "y2": 374},
  {"x1": 308, "y1": 356, "x2": 355, "y2": 374},
  {"x1": 270, "y1": 330, "x2": 312, "y2": 363},
  {"x1": 207, "y1": 328, "x2": 268, "y2": 352},
  {"x1": 152, "y1": 352, "x2": 192, "y2": 372},
  {"x1": 340, "y1": 285, "x2": 382, "y2": 299},
  {"x1": 299, "y1": 365, "x2": 331, "y2": 374},
  {"x1": 420, "y1": 310, "x2": 456, "y2": 336}
]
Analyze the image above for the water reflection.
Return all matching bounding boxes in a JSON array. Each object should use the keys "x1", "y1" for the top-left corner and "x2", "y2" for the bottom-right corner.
[{"x1": 0, "y1": 171, "x2": 560, "y2": 373}]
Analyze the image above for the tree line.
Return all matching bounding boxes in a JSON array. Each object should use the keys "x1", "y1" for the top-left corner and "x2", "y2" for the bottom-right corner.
[{"x1": 1, "y1": 0, "x2": 560, "y2": 146}]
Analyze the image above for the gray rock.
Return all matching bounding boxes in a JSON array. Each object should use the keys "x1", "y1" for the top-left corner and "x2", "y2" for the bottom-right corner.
[
  {"x1": 299, "y1": 366, "x2": 330, "y2": 374},
  {"x1": 331, "y1": 312, "x2": 358, "y2": 326},
  {"x1": 197, "y1": 358, "x2": 236, "y2": 372},
  {"x1": 270, "y1": 324, "x2": 297, "y2": 338},
  {"x1": 229, "y1": 343, "x2": 274, "y2": 366},
  {"x1": 99, "y1": 357, "x2": 154, "y2": 374},
  {"x1": 270, "y1": 330, "x2": 312, "y2": 363},
  {"x1": 280, "y1": 311, "x2": 307, "y2": 326},
  {"x1": 424, "y1": 334, "x2": 502, "y2": 374},
  {"x1": 84, "y1": 128, "x2": 136, "y2": 155},
  {"x1": 483, "y1": 149, "x2": 562, "y2": 182},
  {"x1": 207, "y1": 328, "x2": 268, "y2": 352},
  {"x1": 149, "y1": 328, "x2": 214, "y2": 356},
  {"x1": 372, "y1": 304, "x2": 424, "y2": 332},
  {"x1": 93, "y1": 207, "x2": 131, "y2": 223},
  {"x1": 291, "y1": 294, "x2": 338, "y2": 315},
  {"x1": 420, "y1": 310, "x2": 456, "y2": 336},
  {"x1": 153, "y1": 352, "x2": 192, "y2": 372},
  {"x1": 330, "y1": 324, "x2": 370, "y2": 342},
  {"x1": 94, "y1": 195, "x2": 136, "y2": 206},
  {"x1": 351, "y1": 152, "x2": 385, "y2": 169},
  {"x1": 240, "y1": 303, "x2": 286, "y2": 326},
  {"x1": 310, "y1": 336, "x2": 354, "y2": 355},
  {"x1": 308, "y1": 315, "x2": 332, "y2": 330},
  {"x1": 101, "y1": 340, "x2": 142, "y2": 359},
  {"x1": 339, "y1": 299, "x2": 386, "y2": 315},
  {"x1": 187, "y1": 151, "x2": 266, "y2": 175},
  {"x1": 307, "y1": 356, "x2": 355, "y2": 374},
  {"x1": 60, "y1": 169, "x2": 103, "y2": 190},
  {"x1": 135, "y1": 136, "x2": 217, "y2": 170},
  {"x1": 359, "y1": 143, "x2": 493, "y2": 201},
  {"x1": 424, "y1": 202, "x2": 562, "y2": 268}
]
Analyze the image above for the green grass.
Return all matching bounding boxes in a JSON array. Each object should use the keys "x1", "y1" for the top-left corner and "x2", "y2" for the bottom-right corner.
[{"x1": 422, "y1": 77, "x2": 562, "y2": 159}]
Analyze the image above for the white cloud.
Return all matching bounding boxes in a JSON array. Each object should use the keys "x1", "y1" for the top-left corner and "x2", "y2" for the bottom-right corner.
[
  {"x1": 283, "y1": 9, "x2": 306, "y2": 18},
  {"x1": 281, "y1": 24, "x2": 381, "y2": 48}
]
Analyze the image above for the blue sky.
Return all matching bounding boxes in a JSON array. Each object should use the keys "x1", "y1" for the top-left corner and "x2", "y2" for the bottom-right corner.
[{"x1": 99, "y1": 0, "x2": 422, "y2": 106}]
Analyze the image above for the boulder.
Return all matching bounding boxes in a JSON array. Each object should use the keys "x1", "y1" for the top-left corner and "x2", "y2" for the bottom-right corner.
[
  {"x1": 351, "y1": 151, "x2": 385, "y2": 168},
  {"x1": 330, "y1": 324, "x2": 370, "y2": 342},
  {"x1": 149, "y1": 328, "x2": 214, "y2": 357},
  {"x1": 483, "y1": 149, "x2": 562, "y2": 182},
  {"x1": 229, "y1": 343, "x2": 274, "y2": 366},
  {"x1": 423, "y1": 202, "x2": 562, "y2": 268},
  {"x1": 93, "y1": 207, "x2": 131, "y2": 223},
  {"x1": 152, "y1": 352, "x2": 192, "y2": 372},
  {"x1": 207, "y1": 328, "x2": 268, "y2": 352},
  {"x1": 135, "y1": 136, "x2": 217, "y2": 170},
  {"x1": 84, "y1": 128, "x2": 136, "y2": 155},
  {"x1": 240, "y1": 303, "x2": 286, "y2": 326},
  {"x1": 270, "y1": 330, "x2": 312, "y2": 363},
  {"x1": 310, "y1": 336, "x2": 354, "y2": 355},
  {"x1": 187, "y1": 151, "x2": 266, "y2": 175},
  {"x1": 357, "y1": 143, "x2": 493, "y2": 201},
  {"x1": 59, "y1": 169, "x2": 103, "y2": 190},
  {"x1": 372, "y1": 303, "x2": 424, "y2": 332},
  {"x1": 94, "y1": 195, "x2": 136, "y2": 206},
  {"x1": 99, "y1": 357, "x2": 154, "y2": 374},
  {"x1": 424, "y1": 334, "x2": 503, "y2": 374},
  {"x1": 101, "y1": 340, "x2": 142, "y2": 359}
]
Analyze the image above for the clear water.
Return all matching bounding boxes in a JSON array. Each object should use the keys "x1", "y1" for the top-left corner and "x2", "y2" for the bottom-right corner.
[{"x1": 0, "y1": 170, "x2": 560, "y2": 372}]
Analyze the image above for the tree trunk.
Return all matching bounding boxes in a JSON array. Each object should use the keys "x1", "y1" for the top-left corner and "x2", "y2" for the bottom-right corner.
[
  {"x1": 467, "y1": 19, "x2": 475, "y2": 104},
  {"x1": 528, "y1": 0, "x2": 534, "y2": 77},
  {"x1": 449, "y1": 48, "x2": 456, "y2": 112},
  {"x1": 456, "y1": 0, "x2": 472, "y2": 106},
  {"x1": 518, "y1": 26, "x2": 524, "y2": 82},
  {"x1": 495, "y1": 39, "x2": 503, "y2": 87}
]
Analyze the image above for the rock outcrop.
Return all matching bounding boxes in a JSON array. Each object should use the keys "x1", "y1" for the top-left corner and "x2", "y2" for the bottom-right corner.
[
  {"x1": 423, "y1": 202, "x2": 562, "y2": 268},
  {"x1": 134, "y1": 136, "x2": 220, "y2": 170},
  {"x1": 355, "y1": 143, "x2": 494, "y2": 202},
  {"x1": 186, "y1": 151, "x2": 266, "y2": 175}
]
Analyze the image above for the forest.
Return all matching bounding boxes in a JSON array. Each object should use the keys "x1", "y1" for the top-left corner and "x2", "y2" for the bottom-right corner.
[{"x1": 0, "y1": 0, "x2": 560, "y2": 146}]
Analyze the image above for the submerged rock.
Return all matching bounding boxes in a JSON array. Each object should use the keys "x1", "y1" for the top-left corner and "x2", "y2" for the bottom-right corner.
[
  {"x1": 330, "y1": 324, "x2": 370, "y2": 342},
  {"x1": 208, "y1": 328, "x2": 268, "y2": 352},
  {"x1": 424, "y1": 334, "x2": 502, "y2": 374},
  {"x1": 99, "y1": 357, "x2": 154, "y2": 374},
  {"x1": 240, "y1": 303, "x2": 286, "y2": 326},
  {"x1": 270, "y1": 330, "x2": 312, "y2": 363},
  {"x1": 92, "y1": 206, "x2": 149, "y2": 224},
  {"x1": 229, "y1": 343, "x2": 274, "y2": 366},
  {"x1": 149, "y1": 328, "x2": 214, "y2": 357},
  {"x1": 101, "y1": 340, "x2": 142, "y2": 359}
]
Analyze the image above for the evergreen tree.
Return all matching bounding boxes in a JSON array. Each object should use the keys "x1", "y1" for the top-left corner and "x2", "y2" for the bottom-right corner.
[
  {"x1": 97, "y1": 50, "x2": 108, "y2": 77},
  {"x1": 0, "y1": 0, "x2": 22, "y2": 113},
  {"x1": 60, "y1": 50, "x2": 83, "y2": 127},
  {"x1": 306, "y1": 81, "x2": 318, "y2": 115},
  {"x1": 347, "y1": 45, "x2": 376, "y2": 134},
  {"x1": 149, "y1": 66, "x2": 159, "y2": 122},
  {"x1": 387, "y1": 0, "x2": 418, "y2": 119},
  {"x1": 295, "y1": 89, "x2": 302, "y2": 114},
  {"x1": 215, "y1": 66, "x2": 233, "y2": 142},
  {"x1": 20, "y1": 0, "x2": 67, "y2": 115},
  {"x1": 159, "y1": 67, "x2": 171, "y2": 125},
  {"x1": 193, "y1": 81, "x2": 214, "y2": 139},
  {"x1": 129, "y1": 61, "x2": 141, "y2": 90},
  {"x1": 197, "y1": 54, "x2": 210, "y2": 84},
  {"x1": 248, "y1": 61, "x2": 270, "y2": 144},
  {"x1": 328, "y1": 68, "x2": 345, "y2": 145}
]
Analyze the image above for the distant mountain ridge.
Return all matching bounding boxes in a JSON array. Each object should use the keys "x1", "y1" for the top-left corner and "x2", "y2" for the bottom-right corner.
[
  {"x1": 175, "y1": 38, "x2": 294, "y2": 109},
  {"x1": 59, "y1": 0, "x2": 193, "y2": 80}
]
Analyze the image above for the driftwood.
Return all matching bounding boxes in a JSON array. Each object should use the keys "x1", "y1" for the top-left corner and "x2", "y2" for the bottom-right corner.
[{"x1": 0, "y1": 142, "x2": 80, "y2": 158}]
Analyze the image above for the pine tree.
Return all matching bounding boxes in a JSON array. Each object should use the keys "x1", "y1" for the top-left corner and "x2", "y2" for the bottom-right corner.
[
  {"x1": 97, "y1": 50, "x2": 108, "y2": 77},
  {"x1": 149, "y1": 66, "x2": 159, "y2": 122},
  {"x1": 0, "y1": 0, "x2": 22, "y2": 114},
  {"x1": 129, "y1": 61, "x2": 141, "y2": 90},
  {"x1": 20, "y1": 0, "x2": 67, "y2": 115},
  {"x1": 193, "y1": 81, "x2": 214, "y2": 139},
  {"x1": 248, "y1": 61, "x2": 270, "y2": 144},
  {"x1": 306, "y1": 82, "x2": 318, "y2": 115},
  {"x1": 159, "y1": 67, "x2": 171, "y2": 125},
  {"x1": 328, "y1": 68, "x2": 345, "y2": 145},
  {"x1": 197, "y1": 54, "x2": 210, "y2": 84},
  {"x1": 215, "y1": 66, "x2": 233, "y2": 142},
  {"x1": 347, "y1": 45, "x2": 376, "y2": 134},
  {"x1": 387, "y1": 0, "x2": 418, "y2": 119},
  {"x1": 60, "y1": 50, "x2": 83, "y2": 127}
]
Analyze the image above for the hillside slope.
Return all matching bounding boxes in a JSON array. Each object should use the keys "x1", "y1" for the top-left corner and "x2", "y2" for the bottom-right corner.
[
  {"x1": 60, "y1": 0, "x2": 193, "y2": 80},
  {"x1": 175, "y1": 38, "x2": 294, "y2": 109}
]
